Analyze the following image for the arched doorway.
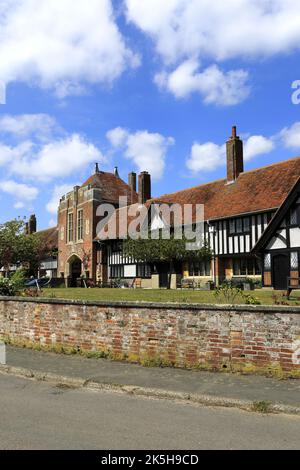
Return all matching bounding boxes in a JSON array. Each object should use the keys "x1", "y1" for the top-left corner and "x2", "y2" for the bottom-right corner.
[{"x1": 68, "y1": 256, "x2": 82, "y2": 287}]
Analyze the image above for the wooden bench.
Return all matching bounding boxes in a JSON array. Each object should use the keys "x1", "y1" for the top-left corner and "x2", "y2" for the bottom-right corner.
[{"x1": 287, "y1": 277, "x2": 300, "y2": 299}]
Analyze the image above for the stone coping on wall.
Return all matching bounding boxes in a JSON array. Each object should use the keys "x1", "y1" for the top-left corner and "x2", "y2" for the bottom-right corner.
[{"x1": 0, "y1": 296, "x2": 300, "y2": 314}]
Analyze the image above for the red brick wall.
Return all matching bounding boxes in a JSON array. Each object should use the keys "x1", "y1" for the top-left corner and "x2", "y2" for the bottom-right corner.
[
  {"x1": 0, "y1": 299, "x2": 299, "y2": 376},
  {"x1": 57, "y1": 187, "x2": 97, "y2": 280}
]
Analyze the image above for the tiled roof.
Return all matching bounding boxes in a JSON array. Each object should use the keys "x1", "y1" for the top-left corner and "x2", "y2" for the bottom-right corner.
[
  {"x1": 252, "y1": 176, "x2": 300, "y2": 253},
  {"x1": 97, "y1": 156, "x2": 300, "y2": 240},
  {"x1": 151, "y1": 156, "x2": 300, "y2": 221},
  {"x1": 81, "y1": 171, "x2": 138, "y2": 204},
  {"x1": 36, "y1": 227, "x2": 59, "y2": 251}
]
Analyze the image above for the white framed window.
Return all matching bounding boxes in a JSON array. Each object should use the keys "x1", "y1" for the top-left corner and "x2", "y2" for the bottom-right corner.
[{"x1": 77, "y1": 210, "x2": 83, "y2": 241}]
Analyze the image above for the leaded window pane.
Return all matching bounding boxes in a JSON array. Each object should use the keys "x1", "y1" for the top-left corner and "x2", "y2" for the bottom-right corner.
[
  {"x1": 233, "y1": 259, "x2": 240, "y2": 275},
  {"x1": 229, "y1": 220, "x2": 235, "y2": 234},
  {"x1": 240, "y1": 259, "x2": 247, "y2": 275},
  {"x1": 290, "y1": 209, "x2": 297, "y2": 226},
  {"x1": 236, "y1": 218, "x2": 243, "y2": 233},
  {"x1": 291, "y1": 252, "x2": 298, "y2": 270},
  {"x1": 264, "y1": 254, "x2": 271, "y2": 270},
  {"x1": 243, "y1": 217, "x2": 250, "y2": 232}
]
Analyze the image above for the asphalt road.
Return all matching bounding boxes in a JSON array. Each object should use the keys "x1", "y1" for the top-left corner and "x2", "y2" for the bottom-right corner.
[{"x1": 0, "y1": 374, "x2": 299, "y2": 450}]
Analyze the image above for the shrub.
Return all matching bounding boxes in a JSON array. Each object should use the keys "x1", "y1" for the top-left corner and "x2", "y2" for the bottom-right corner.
[
  {"x1": 0, "y1": 277, "x2": 16, "y2": 296},
  {"x1": 214, "y1": 283, "x2": 244, "y2": 304},
  {"x1": 10, "y1": 269, "x2": 26, "y2": 294},
  {"x1": 214, "y1": 283, "x2": 261, "y2": 305}
]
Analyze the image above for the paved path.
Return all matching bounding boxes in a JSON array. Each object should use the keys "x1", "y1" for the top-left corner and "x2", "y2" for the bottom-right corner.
[
  {"x1": 0, "y1": 374, "x2": 299, "y2": 450},
  {"x1": 4, "y1": 346, "x2": 300, "y2": 409}
]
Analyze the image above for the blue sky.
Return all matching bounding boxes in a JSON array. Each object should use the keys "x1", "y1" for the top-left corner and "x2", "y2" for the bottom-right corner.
[{"x1": 1, "y1": 0, "x2": 300, "y2": 229}]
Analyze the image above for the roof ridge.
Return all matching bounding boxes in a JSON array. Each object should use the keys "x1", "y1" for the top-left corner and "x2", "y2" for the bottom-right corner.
[
  {"x1": 240, "y1": 155, "x2": 300, "y2": 176},
  {"x1": 151, "y1": 177, "x2": 226, "y2": 201},
  {"x1": 37, "y1": 226, "x2": 58, "y2": 232},
  {"x1": 150, "y1": 155, "x2": 300, "y2": 201}
]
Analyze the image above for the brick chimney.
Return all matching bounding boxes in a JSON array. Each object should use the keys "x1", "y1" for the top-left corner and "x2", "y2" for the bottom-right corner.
[
  {"x1": 128, "y1": 172, "x2": 137, "y2": 193},
  {"x1": 226, "y1": 126, "x2": 244, "y2": 183},
  {"x1": 28, "y1": 214, "x2": 37, "y2": 234},
  {"x1": 138, "y1": 171, "x2": 151, "y2": 204}
]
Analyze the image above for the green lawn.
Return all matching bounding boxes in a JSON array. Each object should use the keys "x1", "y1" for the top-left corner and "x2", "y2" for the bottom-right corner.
[{"x1": 40, "y1": 287, "x2": 300, "y2": 306}]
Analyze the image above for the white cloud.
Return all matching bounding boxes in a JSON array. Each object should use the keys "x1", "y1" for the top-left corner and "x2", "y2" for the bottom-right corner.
[
  {"x1": 126, "y1": 0, "x2": 300, "y2": 64},
  {"x1": 46, "y1": 184, "x2": 76, "y2": 214},
  {"x1": 280, "y1": 122, "x2": 300, "y2": 149},
  {"x1": 0, "y1": 0, "x2": 139, "y2": 96},
  {"x1": 0, "y1": 141, "x2": 33, "y2": 166},
  {"x1": 126, "y1": 0, "x2": 300, "y2": 104},
  {"x1": 244, "y1": 135, "x2": 274, "y2": 161},
  {"x1": 155, "y1": 60, "x2": 250, "y2": 105},
  {"x1": 14, "y1": 201, "x2": 25, "y2": 209},
  {"x1": 0, "y1": 179, "x2": 39, "y2": 209},
  {"x1": 0, "y1": 114, "x2": 59, "y2": 140},
  {"x1": 10, "y1": 134, "x2": 104, "y2": 182},
  {"x1": 106, "y1": 127, "x2": 129, "y2": 148},
  {"x1": 187, "y1": 142, "x2": 226, "y2": 173},
  {"x1": 187, "y1": 134, "x2": 274, "y2": 173},
  {"x1": 107, "y1": 127, "x2": 174, "y2": 179}
]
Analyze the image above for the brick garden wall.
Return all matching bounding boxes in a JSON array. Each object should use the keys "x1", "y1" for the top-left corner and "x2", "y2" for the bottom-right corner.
[{"x1": 0, "y1": 298, "x2": 299, "y2": 376}]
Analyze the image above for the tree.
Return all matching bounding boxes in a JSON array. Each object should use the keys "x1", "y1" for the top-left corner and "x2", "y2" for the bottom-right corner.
[
  {"x1": 0, "y1": 219, "x2": 48, "y2": 276},
  {"x1": 123, "y1": 231, "x2": 212, "y2": 289}
]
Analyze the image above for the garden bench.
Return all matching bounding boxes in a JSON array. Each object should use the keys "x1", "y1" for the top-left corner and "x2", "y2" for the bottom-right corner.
[{"x1": 287, "y1": 277, "x2": 300, "y2": 299}]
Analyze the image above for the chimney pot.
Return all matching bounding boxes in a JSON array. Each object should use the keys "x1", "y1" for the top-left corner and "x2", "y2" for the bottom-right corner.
[
  {"x1": 128, "y1": 172, "x2": 137, "y2": 192},
  {"x1": 226, "y1": 126, "x2": 244, "y2": 182},
  {"x1": 138, "y1": 171, "x2": 151, "y2": 204},
  {"x1": 95, "y1": 163, "x2": 100, "y2": 174}
]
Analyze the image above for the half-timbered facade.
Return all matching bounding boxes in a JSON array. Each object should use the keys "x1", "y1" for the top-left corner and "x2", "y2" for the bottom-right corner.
[
  {"x1": 253, "y1": 177, "x2": 300, "y2": 290},
  {"x1": 101, "y1": 128, "x2": 300, "y2": 288},
  {"x1": 26, "y1": 127, "x2": 300, "y2": 290}
]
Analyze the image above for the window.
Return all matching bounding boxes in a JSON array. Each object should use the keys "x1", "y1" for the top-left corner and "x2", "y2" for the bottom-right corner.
[
  {"x1": 243, "y1": 217, "x2": 250, "y2": 232},
  {"x1": 229, "y1": 217, "x2": 250, "y2": 235},
  {"x1": 189, "y1": 260, "x2": 211, "y2": 277},
  {"x1": 233, "y1": 257, "x2": 261, "y2": 276},
  {"x1": 290, "y1": 208, "x2": 298, "y2": 226},
  {"x1": 229, "y1": 220, "x2": 235, "y2": 234},
  {"x1": 264, "y1": 253, "x2": 271, "y2": 271},
  {"x1": 291, "y1": 252, "x2": 299, "y2": 270},
  {"x1": 67, "y1": 213, "x2": 73, "y2": 242},
  {"x1": 111, "y1": 241, "x2": 122, "y2": 252},
  {"x1": 236, "y1": 218, "x2": 243, "y2": 233},
  {"x1": 110, "y1": 265, "x2": 124, "y2": 279},
  {"x1": 77, "y1": 210, "x2": 83, "y2": 241},
  {"x1": 137, "y1": 264, "x2": 152, "y2": 279}
]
